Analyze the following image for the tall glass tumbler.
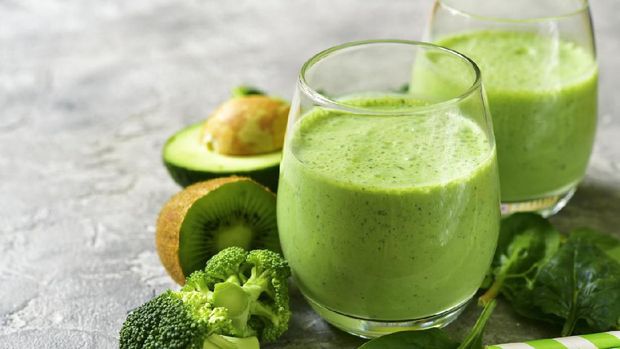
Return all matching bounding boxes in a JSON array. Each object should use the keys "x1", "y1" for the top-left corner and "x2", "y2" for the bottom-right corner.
[
  {"x1": 277, "y1": 40, "x2": 500, "y2": 338},
  {"x1": 426, "y1": 0, "x2": 598, "y2": 216}
]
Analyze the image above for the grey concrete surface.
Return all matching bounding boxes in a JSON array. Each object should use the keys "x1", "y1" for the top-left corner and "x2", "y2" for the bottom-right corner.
[{"x1": 0, "y1": 0, "x2": 618, "y2": 347}]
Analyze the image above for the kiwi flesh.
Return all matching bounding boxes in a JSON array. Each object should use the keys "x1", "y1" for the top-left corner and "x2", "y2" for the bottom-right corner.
[{"x1": 156, "y1": 176, "x2": 279, "y2": 284}]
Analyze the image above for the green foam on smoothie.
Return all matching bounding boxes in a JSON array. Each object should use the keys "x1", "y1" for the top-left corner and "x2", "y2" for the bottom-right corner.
[
  {"x1": 291, "y1": 95, "x2": 492, "y2": 189},
  {"x1": 436, "y1": 30, "x2": 596, "y2": 91}
]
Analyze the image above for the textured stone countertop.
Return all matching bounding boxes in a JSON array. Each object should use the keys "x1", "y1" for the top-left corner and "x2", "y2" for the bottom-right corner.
[{"x1": 1, "y1": 0, "x2": 618, "y2": 347}]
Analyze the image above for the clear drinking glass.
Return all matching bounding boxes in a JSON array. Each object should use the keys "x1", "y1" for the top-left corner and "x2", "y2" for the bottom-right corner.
[
  {"x1": 426, "y1": 0, "x2": 598, "y2": 216},
  {"x1": 277, "y1": 40, "x2": 500, "y2": 338}
]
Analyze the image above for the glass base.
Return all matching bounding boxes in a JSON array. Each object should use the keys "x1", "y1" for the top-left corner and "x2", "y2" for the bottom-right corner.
[
  {"x1": 501, "y1": 187, "x2": 576, "y2": 218},
  {"x1": 305, "y1": 296, "x2": 471, "y2": 339}
]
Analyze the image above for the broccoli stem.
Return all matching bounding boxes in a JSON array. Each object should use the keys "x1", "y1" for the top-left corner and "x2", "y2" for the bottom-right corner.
[
  {"x1": 251, "y1": 301, "x2": 279, "y2": 325},
  {"x1": 204, "y1": 334, "x2": 236, "y2": 349},
  {"x1": 212, "y1": 282, "x2": 253, "y2": 336},
  {"x1": 226, "y1": 275, "x2": 241, "y2": 285},
  {"x1": 204, "y1": 334, "x2": 260, "y2": 349},
  {"x1": 243, "y1": 283, "x2": 266, "y2": 302},
  {"x1": 244, "y1": 268, "x2": 274, "y2": 300}
]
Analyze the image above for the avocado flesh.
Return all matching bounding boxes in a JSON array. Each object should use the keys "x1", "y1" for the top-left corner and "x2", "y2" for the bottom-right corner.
[{"x1": 163, "y1": 123, "x2": 281, "y2": 190}]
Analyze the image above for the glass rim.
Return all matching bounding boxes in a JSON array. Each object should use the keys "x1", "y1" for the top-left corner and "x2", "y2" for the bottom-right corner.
[
  {"x1": 298, "y1": 39, "x2": 482, "y2": 115},
  {"x1": 437, "y1": 0, "x2": 590, "y2": 23}
]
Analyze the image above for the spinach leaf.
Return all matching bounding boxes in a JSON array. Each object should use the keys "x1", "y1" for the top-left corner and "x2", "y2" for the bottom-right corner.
[
  {"x1": 358, "y1": 301, "x2": 496, "y2": 349},
  {"x1": 499, "y1": 273, "x2": 558, "y2": 323},
  {"x1": 357, "y1": 329, "x2": 458, "y2": 349},
  {"x1": 570, "y1": 227, "x2": 620, "y2": 263},
  {"x1": 532, "y1": 235, "x2": 620, "y2": 336},
  {"x1": 479, "y1": 213, "x2": 560, "y2": 305}
]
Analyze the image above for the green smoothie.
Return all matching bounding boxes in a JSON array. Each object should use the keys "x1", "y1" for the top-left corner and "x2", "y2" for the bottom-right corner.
[
  {"x1": 277, "y1": 96, "x2": 500, "y2": 320},
  {"x1": 433, "y1": 31, "x2": 598, "y2": 202}
]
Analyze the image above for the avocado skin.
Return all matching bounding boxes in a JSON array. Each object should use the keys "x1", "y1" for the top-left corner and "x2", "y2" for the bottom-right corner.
[{"x1": 163, "y1": 160, "x2": 280, "y2": 192}]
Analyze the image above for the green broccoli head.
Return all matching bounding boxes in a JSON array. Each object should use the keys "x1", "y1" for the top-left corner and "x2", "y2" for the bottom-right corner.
[
  {"x1": 204, "y1": 246, "x2": 249, "y2": 286},
  {"x1": 208, "y1": 248, "x2": 291, "y2": 342},
  {"x1": 243, "y1": 249, "x2": 291, "y2": 342},
  {"x1": 119, "y1": 291, "x2": 207, "y2": 349},
  {"x1": 119, "y1": 247, "x2": 290, "y2": 348}
]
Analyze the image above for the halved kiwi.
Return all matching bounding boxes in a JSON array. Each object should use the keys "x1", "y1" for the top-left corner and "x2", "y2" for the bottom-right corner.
[{"x1": 156, "y1": 176, "x2": 280, "y2": 284}]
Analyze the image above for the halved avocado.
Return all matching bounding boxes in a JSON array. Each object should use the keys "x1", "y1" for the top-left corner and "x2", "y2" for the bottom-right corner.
[{"x1": 163, "y1": 123, "x2": 281, "y2": 191}]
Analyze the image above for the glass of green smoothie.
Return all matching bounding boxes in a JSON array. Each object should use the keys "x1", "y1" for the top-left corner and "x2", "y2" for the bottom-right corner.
[
  {"x1": 277, "y1": 40, "x2": 501, "y2": 338},
  {"x1": 426, "y1": 0, "x2": 598, "y2": 216}
]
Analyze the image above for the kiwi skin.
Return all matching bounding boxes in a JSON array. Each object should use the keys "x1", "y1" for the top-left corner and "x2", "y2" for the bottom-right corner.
[{"x1": 156, "y1": 176, "x2": 276, "y2": 285}]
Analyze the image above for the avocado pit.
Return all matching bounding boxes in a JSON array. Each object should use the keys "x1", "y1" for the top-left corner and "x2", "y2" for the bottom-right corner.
[{"x1": 202, "y1": 96, "x2": 290, "y2": 156}]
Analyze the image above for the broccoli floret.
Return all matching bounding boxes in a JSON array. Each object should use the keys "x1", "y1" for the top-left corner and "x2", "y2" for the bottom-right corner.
[
  {"x1": 208, "y1": 247, "x2": 291, "y2": 342},
  {"x1": 119, "y1": 291, "x2": 207, "y2": 349},
  {"x1": 242, "y1": 249, "x2": 291, "y2": 342},
  {"x1": 203, "y1": 247, "x2": 249, "y2": 287},
  {"x1": 119, "y1": 247, "x2": 291, "y2": 348}
]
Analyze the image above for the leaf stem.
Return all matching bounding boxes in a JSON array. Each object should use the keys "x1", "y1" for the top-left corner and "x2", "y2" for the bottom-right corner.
[
  {"x1": 561, "y1": 242, "x2": 580, "y2": 337},
  {"x1": 458, "y1": 300, "x2": 497, "y2": 349},
  {"x1": 561, "y1": 318, "x2": 576, "y2": 337},
  {"x1": 479, "y1": 275, "x2": 504, "y2": 306}
]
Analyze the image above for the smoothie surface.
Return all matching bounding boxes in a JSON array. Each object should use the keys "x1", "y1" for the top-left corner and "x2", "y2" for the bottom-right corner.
[
  {"x1": 436, "y1": 30, "x2": 596, "y2": 91},
  {"x1": 292, "y1": 95, "x2": 492, "y2": 188}
]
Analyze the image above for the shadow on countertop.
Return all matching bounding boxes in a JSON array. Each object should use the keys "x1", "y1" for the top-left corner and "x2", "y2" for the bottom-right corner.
[{"x1": 552, "y1": 180, "x2": 620, "y2": 235}]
